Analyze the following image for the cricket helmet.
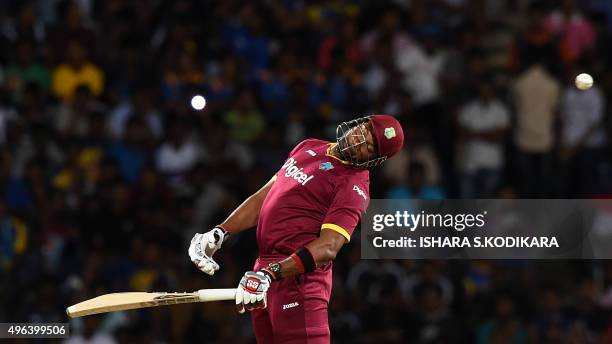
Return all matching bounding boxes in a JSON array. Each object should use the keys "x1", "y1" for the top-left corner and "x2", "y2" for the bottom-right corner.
[{"x1": 336, "y1": 114, "x2": 404, "y2": 168}]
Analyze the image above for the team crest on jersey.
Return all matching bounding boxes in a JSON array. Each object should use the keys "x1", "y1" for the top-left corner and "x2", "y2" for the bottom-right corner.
[{"x1": 319, "y1": 162, "x2": 333, "y2": 171}]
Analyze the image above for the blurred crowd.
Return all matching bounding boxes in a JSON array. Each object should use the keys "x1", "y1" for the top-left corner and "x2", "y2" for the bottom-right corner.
[{"x1": 1, "y1": 0, "x2": 612, "y2": 343}]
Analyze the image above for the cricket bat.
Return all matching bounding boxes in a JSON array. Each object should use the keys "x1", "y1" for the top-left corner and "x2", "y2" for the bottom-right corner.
[{"x1": 66, "y1": 288, "x2": 236, "y2": 318}]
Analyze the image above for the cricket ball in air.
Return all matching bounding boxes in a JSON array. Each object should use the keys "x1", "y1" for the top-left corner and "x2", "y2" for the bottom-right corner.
[
  {"x1": 191, "y1": 95, "x2": 207, "y2": 110},
  {"x1": 575, "y1": 73, "x2": 593, "y2": 91}
]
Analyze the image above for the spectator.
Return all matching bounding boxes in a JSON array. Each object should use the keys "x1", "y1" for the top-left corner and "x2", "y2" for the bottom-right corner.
[
  {"x1": 395, "y1": 33, "x2": 446, "y2": 108},
  {"x1": 565, "y1": 278, "x2": 609, "y2": 341},
  {"x1": 64, "y1": 315, "x2": 117, "y2": 344},
  {"x1": 106, "y1": 117, "x2": 152, "y2": 184},
  {"x1": 155, "y1": 119, "x2": 200, "y2": 178},
  {"x1": 557, "y1": 65, "x2": 607, "y2": 197},
  {"x1": 511, "y1": 57, "x2": 560, "y2": 197},
  {"x1": 531, "y1": 287, "x2": 570, "y2": 343},
  {"x1": 403, "y1": 261, "x2": 454, "y2": 306},
  {"x1": 47, "y1": 0, "x2": 96, "y2": 63},
  {"x1": 3, "y1": 40, "x2": 50, "y2": 104},
  {"x1": 222, "y1": 3, "x2": 272, "y2": 77},
  {"x1": 360, "y1": 8, "x2": 411, "y2": 57},
  {"x1": 0, "y1": 201, "x2": 28, "y2": 272},
  {"x1": 477, "y1": 295, "x2": 528, "y2": 344},
  {"x1": 223, "y1": 89, "x2": 266, "y2": 144},
  {"x1": 256, "y1": 56, "x2": 290, "y2": 124},
  {"x1": 51, "y1": 41, "x2": 104, "y2": 103},
  {"x1": 54, "y1": 85, "x2": 105, "y2": 139},
  {"x1": 508, "y1": 2, "x2": 558, "y2": 73},
  {"x1": 362, "y1": 37, "x2": 394, "y2": 107},
  {"x1": 457, "y1": 77, "x2": 510, "y2": 198},
  {"x1": 0, "y1": 2, "x2": 46, "y2": 46},
  {"x1": 544, "y1": 0, "x2": 596, "y2": 67},
  {"x1": 387, "y1": 161, "x2": 445, "y2": 199},
  {"x1": 413, "y1": 284, "x2": 469, "y2": 343},
  {"x1": 108, "y1": 86, "x2": 163, "y2": 140},
  {"x1": 284, "y1": 111, "x2": 307, "y2": 146},
  {"x1": 384, "y1": 124, "x2": 441, "y2": 188},
  {"x1": 160, "y1": 48, "x2": 204, "y2": 103},
  {"x1": 202, "y1": 55, "x2": 240, "y2": 114},
  {"x1": 318, "y1": 18, "x2": 363, "y2": 72},
  {"x1": 0, "y1": 91, "x2": 16, "y2": 146}
]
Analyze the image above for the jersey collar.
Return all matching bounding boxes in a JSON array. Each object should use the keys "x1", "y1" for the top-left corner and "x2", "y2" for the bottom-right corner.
[{"x1": 326, "y1": 143, "x2": 351, "y2": 165}]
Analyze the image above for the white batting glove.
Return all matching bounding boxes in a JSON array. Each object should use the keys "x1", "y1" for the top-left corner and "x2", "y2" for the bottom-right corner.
[
  {"x1": 188, "y1": 227, "x2": 229, "y2": 275},
  {"x1": 235, "y1": 271, "x2": 271, "y2": 314}
]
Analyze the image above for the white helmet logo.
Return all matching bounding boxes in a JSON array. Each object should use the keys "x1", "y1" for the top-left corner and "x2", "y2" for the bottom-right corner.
[{"x1": 384, "y1": 127, "x2": 396, "y2": 139}]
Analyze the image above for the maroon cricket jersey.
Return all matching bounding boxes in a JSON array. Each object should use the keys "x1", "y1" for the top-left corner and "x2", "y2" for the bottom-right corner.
[{"x1": 255, "y1": 139, "x2": 369, "y2": 301}]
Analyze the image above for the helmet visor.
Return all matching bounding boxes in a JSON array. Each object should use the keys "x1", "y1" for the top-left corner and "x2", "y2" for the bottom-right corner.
[{"x1": 336, "y1": 117, "x2": 386, "y2": 168}]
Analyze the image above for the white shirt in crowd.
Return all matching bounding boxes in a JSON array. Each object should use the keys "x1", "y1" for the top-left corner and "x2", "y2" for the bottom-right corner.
[
  {"x1": 156, "y1": 141, "x2": 200, "y2": 175},
  {"x1": 395, "y1": 43, "x2": 445, "y2": 106},
  {"x1": 559, "y1": 85, "x2": 607, "y2": 148},
  {"x1": 458, "y1": 99, "x2": 510, "y2": 173}
]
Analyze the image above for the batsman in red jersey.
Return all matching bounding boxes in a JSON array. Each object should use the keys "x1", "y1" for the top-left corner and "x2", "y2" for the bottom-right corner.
[{"x1": 188, "y1": 114, "x2": 404, "y2": 343}]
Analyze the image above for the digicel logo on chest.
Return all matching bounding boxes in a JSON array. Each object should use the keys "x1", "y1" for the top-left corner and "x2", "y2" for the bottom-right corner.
[{"x1": 281, "y1": 158, "x2": 314, "y2": 185}]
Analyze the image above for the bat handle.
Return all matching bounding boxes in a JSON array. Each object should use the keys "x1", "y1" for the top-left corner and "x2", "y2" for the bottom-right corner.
[{"x1": 197, "y1": 288, "x2": 236, "y2": 302}]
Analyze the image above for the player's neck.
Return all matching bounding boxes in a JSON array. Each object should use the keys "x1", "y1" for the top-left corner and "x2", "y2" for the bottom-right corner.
[{"x1": 328, "y1": 143, "x2": 341, "y2": 159}]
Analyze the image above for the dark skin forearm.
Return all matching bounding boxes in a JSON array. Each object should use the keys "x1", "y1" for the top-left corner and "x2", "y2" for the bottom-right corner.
[
  {"x1": 273, "y1": 229, "x2": 346, "y2": 279},
  {"x1": 220, "y1": 177, "x2": 275, "y2": 234}
]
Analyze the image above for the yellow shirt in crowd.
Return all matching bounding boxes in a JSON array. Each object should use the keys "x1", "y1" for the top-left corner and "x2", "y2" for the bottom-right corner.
[{"x1": 52, "y1": 63, "x2": 104, "y2": 102}]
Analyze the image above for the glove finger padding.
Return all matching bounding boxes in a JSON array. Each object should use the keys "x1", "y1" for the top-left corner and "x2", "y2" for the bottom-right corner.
[
  {"x1": 249, "y1": 292, "x2": 258, "y2": 305},
  {"x1": 247, "y1": 295, "x2": 267, "y2": 311},
  {"x1": 197, "y1": 257, "x2": 220, "y2": 275}
]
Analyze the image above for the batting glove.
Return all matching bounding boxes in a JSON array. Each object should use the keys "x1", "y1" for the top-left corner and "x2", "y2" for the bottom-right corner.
[
  {"x1": 188, "y1": 227, "x2": 229, "y2": 275},
  {"x1": 235, "y1": 271, "x2": 271, "y2": 314}
]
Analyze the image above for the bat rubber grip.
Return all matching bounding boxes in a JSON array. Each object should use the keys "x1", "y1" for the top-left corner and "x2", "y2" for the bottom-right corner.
[{"x1": 197, "y1": 288, "x2": 236, "y2": 302}]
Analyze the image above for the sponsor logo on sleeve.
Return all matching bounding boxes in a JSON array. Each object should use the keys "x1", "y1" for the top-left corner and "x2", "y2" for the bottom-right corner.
[
  {"x1": 353, "y1": 185, "x2": 367, "y2": 200},
  {"x1": 281, "y1": 158, "x2": 314, "y2": 185},
  {"x1": 306, "y1": 149, "x2": 317, "y2": 156}
]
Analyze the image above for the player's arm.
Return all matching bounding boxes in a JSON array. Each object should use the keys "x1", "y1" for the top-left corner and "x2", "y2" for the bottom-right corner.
[
  {"x1": 235, "y1": 228, "x2": 347, "y2": 313},
  {"x1": 188, "y1": 176, "x2": 276, "y2": 275},
  {"x1": 269, "y1": 228, "x2": 345, "y2": 278},
  {"x1": 234, "y1": 229, "x2": 346, "y2": 314},
  {"x1": 218, "y1": 175, "x2": 276, "y2": 234}
]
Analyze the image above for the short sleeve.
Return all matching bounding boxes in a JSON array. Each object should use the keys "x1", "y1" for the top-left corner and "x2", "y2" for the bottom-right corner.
[
  {"x1": 321, "y1": 175, "x2": 370, "y2": 242},
  {"x1": 288, "y1": 139, "x2": 310, "y2": 158}
]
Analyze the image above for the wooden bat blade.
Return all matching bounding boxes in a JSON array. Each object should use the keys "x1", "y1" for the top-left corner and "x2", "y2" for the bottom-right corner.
[{"x1": 66, "y1": 289, "x2": 236, "y2": 318}]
